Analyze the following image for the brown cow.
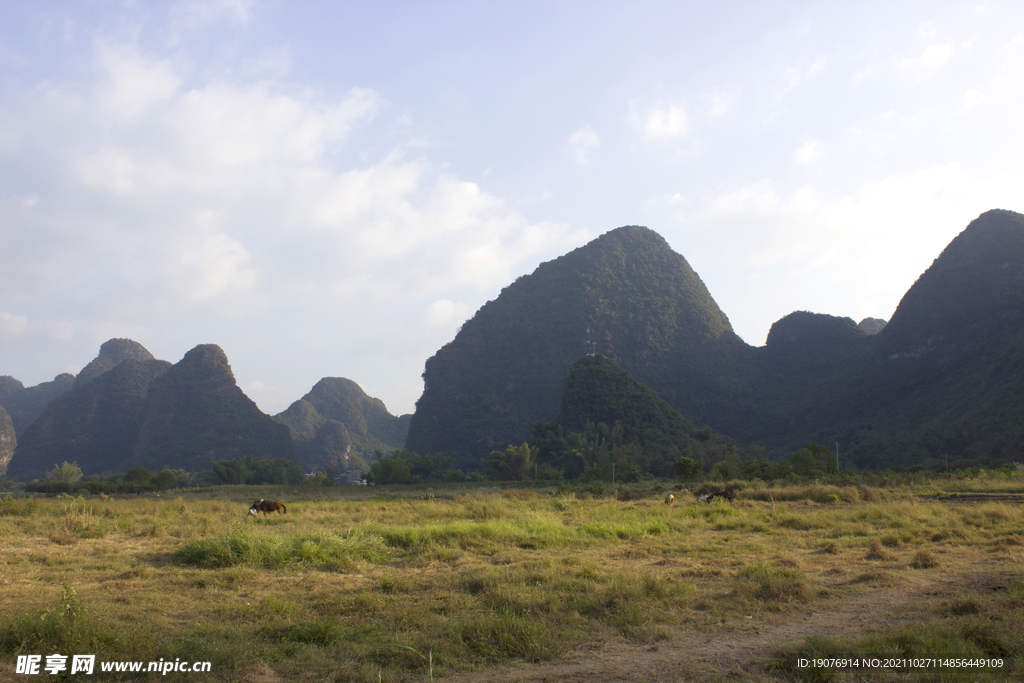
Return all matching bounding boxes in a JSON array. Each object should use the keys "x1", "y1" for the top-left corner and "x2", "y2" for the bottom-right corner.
[{"x1": 248, "y1": 499, "x2": 287, "y2": 516}]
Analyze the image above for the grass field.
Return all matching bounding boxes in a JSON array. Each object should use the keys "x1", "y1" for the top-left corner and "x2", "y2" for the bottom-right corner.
[{"x1": 0, "y1": 476, "x2": 1022, "y2": 682}]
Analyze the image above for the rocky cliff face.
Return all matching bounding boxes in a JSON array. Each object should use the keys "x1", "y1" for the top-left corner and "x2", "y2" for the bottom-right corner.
[{"x1": 0, "y1": 407, "x2": 15, "y2": 477}]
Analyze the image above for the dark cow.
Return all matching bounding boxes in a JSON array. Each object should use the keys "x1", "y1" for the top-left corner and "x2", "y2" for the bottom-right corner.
[
  {"x1": 248, "y1": 499, "x2": 287, "y2": 516},
  {"x1": 702, "y1": 489, "x2": 736, "y2": 504}
]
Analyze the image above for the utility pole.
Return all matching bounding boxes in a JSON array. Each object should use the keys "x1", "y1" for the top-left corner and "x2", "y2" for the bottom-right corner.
[
  {"x1": 835, "y1": 442, "x2": 839, "y2": 474},
  {"x1": 612, "y1": 463, "x2": 615, "y2": 485}
]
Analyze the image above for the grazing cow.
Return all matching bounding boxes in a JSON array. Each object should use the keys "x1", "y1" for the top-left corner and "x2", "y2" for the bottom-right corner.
[
  {"x1": 702, "y1": 489, "x2": 736, "y2": 504},
  {"x1": 249, "y1": 499, "x2": 287, "y2": 516},
  {"x1": 664, "y1": 493, "x2": 675, "y2": 505}
]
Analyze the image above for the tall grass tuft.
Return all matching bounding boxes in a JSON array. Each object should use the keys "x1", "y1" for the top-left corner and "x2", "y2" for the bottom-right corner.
[
  {"x1": 0, "y1": 585, "x2": 111, "y2": 655},
  {"x1": 737, "y1": 562, "x2": 809, "y2": 603},
  {"x1": 171, "y1": 528, "x2": 388, "y2": 570}
]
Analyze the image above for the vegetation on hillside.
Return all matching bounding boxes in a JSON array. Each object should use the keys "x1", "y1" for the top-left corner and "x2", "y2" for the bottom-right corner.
[
  {"x1": 7, "y1": 344, "x2": 296, "y2": 481},
  {"x1": 275, "y1": 378, "x2": 410, "y2": 476},
  {"x1": 73, "y1": 338, "x2": 156, "y2": 388},
  {"x1": 5, "y1": 211, "x2": 1024, "y2": 479},
  {"x1": 406, "y1": 225, "x2": 753, "y2": 470},
  {"x1": 132, "y1": 345, "x2": 296, "y2": 474},
  {"x1": 527, "y1": 355, "x2": 741, "y2": 481},
  {"x1": 408, "y1": 210, "x2": 1024, "y2": 473},
  {"x1": 0, "y1": 372, "x2": 75, "y2": 436}
]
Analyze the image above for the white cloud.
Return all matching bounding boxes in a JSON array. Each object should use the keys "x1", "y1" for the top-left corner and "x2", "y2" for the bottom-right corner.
[
  {"x1": 897, "y1": 42, "x2": 953, "y2": 80},
  {"x1": 569, "y1": 125, "x2": 600, "y2": 165},
  {"x1": 793, "y1": 140, "x2": 826, "y2": 165},
  {"x1": 958, "y1": 89, "x2": 984, "y2": 114},
  {"x1": 173, "y1": 232, "x2": 257, "y2": 306},
  {"x1": 93, "y1": 43, "x2": 180, "y2": 124},
  {"x1": 0, "y1": 41, "x2": 589, "y2": 410},
  {"x1": 518, "y1": 190, "x2": 553, "y2": 205},
  {"x1": 644, "y1": 103, "x2": 688, "y2": 139},
  {"x1": 168, "y1": 0, "x2": 255, "y2": 38},
  {"x1": 702, "y1": 88, "x2": 741, "y2": 119},
  {"x1": 0, "y1": 312, "x2": 29, "y2": 341},
  {"x1": 774, "y1": 59, "x2": 825, "y2": 101},
  {"x1": 422, "y1": 299, "x2": 472, "y2": 327}
]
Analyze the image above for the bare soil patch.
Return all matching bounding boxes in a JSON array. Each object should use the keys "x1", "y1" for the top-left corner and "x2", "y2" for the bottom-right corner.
[{"x1": 436, "y1": 573, "x2": 1013, "y2": 683}]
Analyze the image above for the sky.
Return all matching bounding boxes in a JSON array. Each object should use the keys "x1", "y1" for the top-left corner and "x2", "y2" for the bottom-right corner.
[{"x1": 2, "y1": 1, "x2": 1023, "y2": 417}]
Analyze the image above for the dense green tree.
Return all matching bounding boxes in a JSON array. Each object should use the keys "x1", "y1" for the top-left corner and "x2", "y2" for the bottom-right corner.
[
  {"x1": 367, "y1": 449, "x2": 463, "y2": 484},
  {"x1": 790, "y1": 444, "x2": 830, "y2": 477},
  {"x1": 525, "y1": 356, "x2": 742, "y2": 482},
  {"x1": 123, "y1": 466, "x2": 152, "y2": 484},
  {"x1": 368, "y1": 454, "x2": 413, "y2": 485},
  {"x1": 151, "y1": 469, "x2": 176, "y2": 491},
  {"x1": 711, "y1": 461, "x2": 737, "y2": 481},
  {"x1": 484, "y1": 443, "x2": 537, "y2": 481},
  {"x1": 168, "y1": 468, "x2": 197, "y2": 488},
  {"x1": 674, "y1": 456, "x2": 702, "y2": 481},
  {"x1": 47, "y1": 461, "x2": 83, "y2": 483},
  {"x1": 205, "y1": 455, "x2": 304, "y2": 486},
  {"x1": 736, "y1": 458, "x2": 792, "y2": 480}
]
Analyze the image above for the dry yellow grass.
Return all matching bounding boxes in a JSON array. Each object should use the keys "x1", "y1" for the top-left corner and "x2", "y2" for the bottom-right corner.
[{"x1": 0, "y1": 482, "x2": 1021, "y2": 682}]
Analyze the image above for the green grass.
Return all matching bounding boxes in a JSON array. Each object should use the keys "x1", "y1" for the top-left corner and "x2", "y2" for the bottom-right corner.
[
  {"x1": 0, "y1": 481, "x2": 1021, "y2": 681},
  {"x1": 171, "y1": 528, "x2": 389, "y2": 569}
]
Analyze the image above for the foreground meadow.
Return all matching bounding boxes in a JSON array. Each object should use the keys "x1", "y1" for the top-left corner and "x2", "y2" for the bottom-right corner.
[{"x1": 0, "y1": 479, "x2": 1022, "y2": 682}]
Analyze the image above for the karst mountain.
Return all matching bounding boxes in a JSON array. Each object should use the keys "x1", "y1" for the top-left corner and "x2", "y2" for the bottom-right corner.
[
  {"x1": 4, "y1": 209, "x2": 1023, "y2": 479},
  {"x1": 409, "y1": 209, "x2": 1024, "y2": 471},
  {"x1": 274, "y1": 377, "x2": 411, "y2": 475}
]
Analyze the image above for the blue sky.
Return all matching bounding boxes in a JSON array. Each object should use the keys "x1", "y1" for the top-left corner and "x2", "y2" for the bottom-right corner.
[{"x1": 2, "y1": 1, "x2": 1023, "y2": 416}]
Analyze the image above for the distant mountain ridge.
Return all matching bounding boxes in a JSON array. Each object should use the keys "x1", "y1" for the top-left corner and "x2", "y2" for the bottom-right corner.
[
  {"x1": 0, "y1": 373, "x2": 75, "y2": 436},
  {"x1": 4, "y1": 342, "x2": 410, "y2": 481},
  {"x1": 274, "y1": 377, "x2": 411, "y2": 474},
  {"x1": 5, "y1": 209, "x2": 1022, "y2": 478},
  {"x1": 407, "y1": 209, "x2": 1024, "y2": 471},
  {"x1": 7, "y1": 343, "x2": 295, "y2": 480}
]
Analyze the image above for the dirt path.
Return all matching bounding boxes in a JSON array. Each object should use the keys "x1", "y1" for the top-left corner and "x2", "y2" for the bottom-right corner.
[{"x1": 435, "y1": 573, "x2": 1004, "y2": 683}]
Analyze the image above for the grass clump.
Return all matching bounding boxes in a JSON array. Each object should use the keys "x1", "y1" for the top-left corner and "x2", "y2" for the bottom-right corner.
[
  {"x1": 864, "y1": 539, "x2": 897, "y2": 561},
  {"x1": 452, "y1": 610, "x2": 558, "y2": 663},
  {"x1": 0, "y1": 495, "x2": 36, "y2": 517},
  {"x1": 910, "y1": 549, "x2": 940, "y2": 569},
  {"x1": 737, "y1": 562, "x2": 809, "y2": 604},
  {"x1": 171, "y1": 528, "x2": 388, "y2": 570},
  {"x1": 0, "y1": 585, "x2": 113, "y2": 656}
]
